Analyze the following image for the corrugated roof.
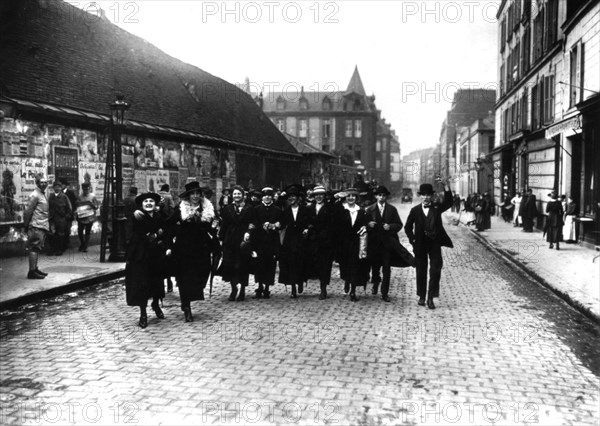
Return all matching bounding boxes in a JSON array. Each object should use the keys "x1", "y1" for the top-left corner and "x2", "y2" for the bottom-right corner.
[{"x1": 0, "y1": 0, "x2": 298, "y2": 156}]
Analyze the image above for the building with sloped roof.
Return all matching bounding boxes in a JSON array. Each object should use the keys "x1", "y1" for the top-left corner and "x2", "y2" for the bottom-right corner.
[
  {"x1": 0, "y1": 0, "x2": 301, "y2": 240},
  {"x1": 257, "y1": 66, "x2": 393, "y2": 187}
]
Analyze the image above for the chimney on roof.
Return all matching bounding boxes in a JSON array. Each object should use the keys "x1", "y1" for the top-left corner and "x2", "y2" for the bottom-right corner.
[{"x1": 259, "y1": 92, "x2": 264, "y2": 109}]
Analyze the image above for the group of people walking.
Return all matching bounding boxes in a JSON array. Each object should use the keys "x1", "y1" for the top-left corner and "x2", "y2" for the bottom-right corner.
[{"x1": 124, "y1": 179, "x2": 455, "y2": 328}]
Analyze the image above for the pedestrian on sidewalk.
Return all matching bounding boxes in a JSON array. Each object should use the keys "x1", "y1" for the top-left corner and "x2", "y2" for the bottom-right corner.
[
  {"x1": 23, "y1": 174, "x2": 50, "y2": 279},
  {"x1": 74, "y1": 182, "x2": 99, "y2": 252},
  {"x1": 464, "y1": 193, "x2": 476, "y2": 226},
  {"x1": 405, "y1": 179, "x2": 454, "y2": 310},
  {"x1": 125, "y1": 192, "x2": 169, "y2": 329},
  {"x1": 562, "y1": 195, "x2": 577, "y2": 243},
  {"x1": 48, "y1": 180, "x2": 73, "y2": 256},
  {"x1": 520, "y1": 189, "x2": 538, "y2": 232},
  {"x1": 60, "y1": 178, "x2": 78, "y2": 249},
  {"x1": 545, "y1": 191, "x2": 564, "y2": 250},
  {"x1": 511, "y1": 191, "x2": 523, "y2": 227},
  {"x1": 171, "y1": 182, "x2": 216, "y2": 321}
]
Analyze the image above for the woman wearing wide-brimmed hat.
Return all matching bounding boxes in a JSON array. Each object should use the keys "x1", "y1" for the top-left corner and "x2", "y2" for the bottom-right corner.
[
  {"x1": 125, "y1": 192, "x2": 169, "y2": 328},
  {"x1": 545, "y1": 191, "x2": 564, "y2": 250},
  {"x1": 171, "y1": 181, "x2": 217, "y2": 322},
  {"x1": 278, "y1": 184, "x2": 313, "y2": 298},
  {"x1": 218, "y1": 185, "x2": 255, "y2": 301},
  {"x1": 337, "y1": 187, "x2": 369, "y2": 301}
]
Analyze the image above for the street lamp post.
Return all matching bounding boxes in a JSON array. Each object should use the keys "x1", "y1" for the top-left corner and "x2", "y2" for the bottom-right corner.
[{"x1": 108, "y1": 95, "x2": 130, "y2": 262}]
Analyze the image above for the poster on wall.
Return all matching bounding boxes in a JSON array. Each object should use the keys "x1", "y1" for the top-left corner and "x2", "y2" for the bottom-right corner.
[
  {"x1": 0, "y1": 156, "x2": 48, "y2": 224},
  {"x1": 134, "y1": 169, "x2": 147, "y2": 193},
  {"x1": 169, "y1": 171, "x2": 179, "y2": 197},
  {"x1": 163, "y1": 142, "x2": 182, "y2": 168},
  {"x1": 122, "y1": 145, "x2": 135, "y2": 168},
  {"x1": 78, "y1": 162, "x2": 105, "y2": 197},
  {"x1": 80, "y1": 131, "x2": 99, "y2": 162},
  {"x1": 178, "y1": 168, "x2": 189, "y2": 193},
  {"x1": 194, "y1": 147, "x2": 212, "y2": 178},
  {"x1": 122, "y1": 167, "x2": 134, "y2": 195}
]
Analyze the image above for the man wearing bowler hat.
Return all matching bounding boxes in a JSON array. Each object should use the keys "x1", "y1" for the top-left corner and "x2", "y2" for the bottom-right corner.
[
  {"x1": 365, "y1": 185, "x2": 411, "y2": 302},
  {"x1": 405, "y1": 179, "x2": 454, "y2": 309}
]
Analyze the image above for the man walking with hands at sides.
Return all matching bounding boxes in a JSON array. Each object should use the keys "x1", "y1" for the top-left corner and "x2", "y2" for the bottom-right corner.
[{"x1": 405, "y1": 178, "x2": 454, "y2": 309}]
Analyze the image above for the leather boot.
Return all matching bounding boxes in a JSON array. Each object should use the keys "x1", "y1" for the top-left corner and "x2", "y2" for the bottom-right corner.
[
  {"x1": 263, "y1": 284, "x2": 271, "y2": 299},
  {"x1": 319, "y1": 282, "x2": 327, "y2": 300},
  {"x1": 237, "y1": 284, "x2": 245, "y2": 301},
  {"x1": 28, "y1": 252, "x2": 45, "y2": 279},
  {"x1": 290, "y1": 284, "x2": 297, "y2": 298},
  {"x1": 298, "y1": 282, "x2": 304, "y2": 294},
  {"x1": 228, "y1": 284, "x2": 237, "y2": 301},
  {"x1": 371, "y1": 283, "x2": 379, "y2": 295},
  {"x1": 344, "y1": 281, "x2": 349, "y2": 294},
  {"x1": 151, "y1": 299, "x2": 165, "y2": 319},
  {"x1": 253, "y1": 283, "x2": 264, "y2": 299},
  {"x1": 166, "y1": 278, "x2": 173, "y2": 293},
  {"x1": 350, "y1": 284, "x2": 358, "y2": 302},
  {"x1": 183, "y1": 307, "x2": 193, "y2": 322},
  {"x1": 139, "y1": 307, "x2": 148, "y2": 328}
]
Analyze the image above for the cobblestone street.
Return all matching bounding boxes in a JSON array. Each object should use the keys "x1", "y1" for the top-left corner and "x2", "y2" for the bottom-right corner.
[{"x1": 1, "y1": 205, "x2": 599, "y2": 425}]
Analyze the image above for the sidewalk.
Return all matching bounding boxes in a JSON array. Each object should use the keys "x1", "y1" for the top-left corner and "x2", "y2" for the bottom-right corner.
[
  {"x1": 444, "y1": 210, "x2": 600, "y2": 323},
  {"x1": 0, "y1": 244, "x2": 125, "y2": 310}
]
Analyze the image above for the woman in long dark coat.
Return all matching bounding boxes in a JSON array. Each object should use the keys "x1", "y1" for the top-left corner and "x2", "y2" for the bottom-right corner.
[
  {"x1": 251, "y1": 187, "x2": 282, "y2": 299},
  {"x1": 545, "y1": 191, "x2": 564, "y2": 250},
  {"x1": 219, "y1": 185, "x2": 255, "y2": 302},
  {"x1": 171, "y1": 182, "x2": 216, "y2": 322},
  {"x1": 278, "y1": 184, "x2": 313, "y2": 298},
  {"x1": 125, "y1": 192, "x2": 168, "y2": 329},
  {"x1": 337, "y1": 188, "x2": 369, "y2": 301}
]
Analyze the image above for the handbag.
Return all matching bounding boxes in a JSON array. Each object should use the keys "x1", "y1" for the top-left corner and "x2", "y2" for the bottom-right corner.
[{"x1": 475, "y1": 205, "x2": 483, "y2": 212}]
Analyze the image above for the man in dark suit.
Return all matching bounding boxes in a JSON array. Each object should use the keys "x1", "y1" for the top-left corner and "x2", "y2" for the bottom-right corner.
[
  {"x1": 365, "y1": 185, "x2": 404, "y2": 302},
  {"x1": 405, "y1": 181, "x2": 454, "y2": 309}
]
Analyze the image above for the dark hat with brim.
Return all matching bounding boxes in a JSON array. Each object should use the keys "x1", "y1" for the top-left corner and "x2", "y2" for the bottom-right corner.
[
  {"x1": 261, "y1": 187, "x2": 275, "y2": 196},
  {"x1": 548, "y1": 191, "x2": 557, "y2": 198},
  {"x1": 373, "y1": 185, "x2": 391, "y2": 196},
  {"x1": 283, "y1": 184, "x2": 305, "y2": 198},
  {"x1": 179, "y1": 181, "x2": 203, "y2": 198},
  {"x1": 312, "y1": 185, "x2": 326, "y2": 195},
  {"x1": 417, "y1": 183, "x2": 435, "y2": 196},
  {"x1": 343, "y1": 187, "x2": 360, "y2": 196},
  {"x1": 135, "y1": 192, "x2": 161, "y2": 205}
]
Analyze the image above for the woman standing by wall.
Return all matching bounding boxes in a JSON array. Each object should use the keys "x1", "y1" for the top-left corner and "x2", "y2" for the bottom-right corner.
[
  {"x1": 546, "y1": 191, "x2": 564, "y2": 250},
  {"x1": 125, "y1": 192, "x2": 168, "y2": 329},
  {"x1": 171, "y1": 182, "x2": 216, "y2": 322},
  {"x1": 219, "y1": 185, "x2": 255, "y2": 302},
  {"x1": 562, "y1": 195, "x2": 577, "y2": 243}
]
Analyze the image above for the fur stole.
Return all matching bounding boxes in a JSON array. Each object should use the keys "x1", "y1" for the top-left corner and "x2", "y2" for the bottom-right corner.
[{"x1": 180, "y1": 198, "x2": 215, "y2": 222}]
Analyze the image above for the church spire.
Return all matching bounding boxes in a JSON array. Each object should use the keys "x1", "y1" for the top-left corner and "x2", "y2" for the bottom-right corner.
[{"x1": 345, "y1": 65, "x2": 366, "y2": 96}]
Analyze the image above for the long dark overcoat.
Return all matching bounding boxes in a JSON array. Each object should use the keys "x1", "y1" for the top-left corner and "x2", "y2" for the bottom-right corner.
[
  {"x1": 171, "y1": 204, "x2": 214, "y2": 302},
  {"x1": 365, "y1": 202, "x2": 414, "y2": 268},
  {"x1": 218, "y1": 203, "x2": 254, "y2": 286},
  {"x1": 304, "y1": 202, "x2": 338, "y2": 280},
  {"x1": 125, "y1": 212, "x2": 167, "y2": 306},
  {"x1": 337, "y1": 206, "x2": 369, "y2": 286},
  {"x1": 405, "y1": 191, "x2": 454, "y2": 255},
  {"x1": 545, "y1": 200, "x2": 564, "y2": 243},
  {"x1": 252, "y1": 202, "x2": 282, "y2": 285},
  {"x1": 278, "y1": 204, "x2": 313, "y2": 285}
]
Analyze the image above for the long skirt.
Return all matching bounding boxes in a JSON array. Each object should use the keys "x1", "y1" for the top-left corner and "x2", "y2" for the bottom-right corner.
[
  {"x1": 563, "y1": 215, "x2": 576, "y2": 242},
  {"x1": 546, "y1": 226, "x2": 562, "y2": 243},
  {"x1": 126, "y1": 261, "x2": 165, "y2": 306}
]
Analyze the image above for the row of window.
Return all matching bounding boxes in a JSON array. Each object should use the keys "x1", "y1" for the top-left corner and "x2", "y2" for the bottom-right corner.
[
  {"x1": 275, "y1": 118, "x2": 362, "y2": 139},
  {"x1": 501, "y1": 74, "x2": 556, "y2": 143},
  {"x1": 275, "y1": 97, "x2": 363, "y2": 112},
  {"x1": 499, "y1": 0, "x2": 558, "y2": 97}
]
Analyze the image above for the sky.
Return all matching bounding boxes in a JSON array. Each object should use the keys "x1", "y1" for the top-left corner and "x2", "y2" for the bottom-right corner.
[{"x1": 72, "y1": 0, "x2": 500, "y2": 156}]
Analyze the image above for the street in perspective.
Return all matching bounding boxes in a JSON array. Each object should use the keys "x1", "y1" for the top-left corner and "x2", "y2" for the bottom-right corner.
[{"x1": 1, "y1": 0, "x2": 600, "y2": 425}]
